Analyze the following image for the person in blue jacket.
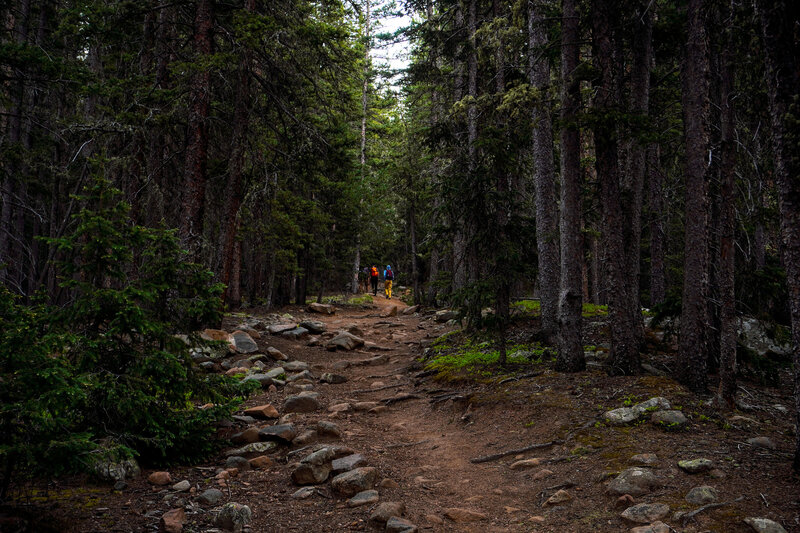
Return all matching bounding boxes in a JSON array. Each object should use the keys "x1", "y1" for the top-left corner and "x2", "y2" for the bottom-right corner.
[{"x1": 383, "y1": 265, "x2": 394, "y2": 299}]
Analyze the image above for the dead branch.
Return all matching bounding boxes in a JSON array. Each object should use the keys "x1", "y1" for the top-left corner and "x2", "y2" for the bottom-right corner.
[
  {"x1": 498, "y1": 371, "x2": 543, "y2": 385},
  {"x1": 470, "y1": 440, "x2": 561, "y2": 464},
  {"x1": 382, "y1": 394, "x2": 421, "y2": 405},
  {"x1": 681, "y1": 496, "x2": 745, "y2": 525},
  {"x1": 351, "y1": 383, "x2": 405, "y2": 394}
]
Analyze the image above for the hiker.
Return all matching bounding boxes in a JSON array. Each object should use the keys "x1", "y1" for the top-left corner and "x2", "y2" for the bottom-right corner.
[
  {"x1": 369, "y1": 264, "x2": 379, "y2": 296},
  {"x1": 383, "y1": 265, "x2": 394, "y2": 299}
]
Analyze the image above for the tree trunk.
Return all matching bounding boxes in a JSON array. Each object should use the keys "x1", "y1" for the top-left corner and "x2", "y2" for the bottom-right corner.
[
  {"x1": 529, "y1": 0, "x2": 559, "y2": 340},
  {"x1": 679, "y1": 0, "x2": 711, "y2": 392},
  {"x1": 556, "y1": 0, "x2": 584, "y2": 372},
  {"x1": 648, "y1": 144, "x2": 667, "y2": 306},
  {"x1": 716, "y1": 8, "x2": 736, "y2": 408},
  {"x1": 181, "y1": 0, "x2": 213, "y2": 248},
  {"x1": 755, "y1": 0, "x2": 800, "y2": 471},
  {"x1": 593, "y1": 0, "x2": 639, "y2": 375}
]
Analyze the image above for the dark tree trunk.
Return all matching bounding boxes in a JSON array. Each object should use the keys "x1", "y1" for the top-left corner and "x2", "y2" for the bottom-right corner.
[
  {"x1": 648, "y1": 144, "x2": 667, "y2": 306},
  {"x1": 593, "y1": 0, "x2": 639, "y2": 375},
  {"x1": 755, "y1": 0, "x2": 800, "y2": 471},
  {"x1": 679, "y1": 0, "x2": 711, "y2": 392},
  {"x1": 181, "y1": 0, "x2": 213, "y2": 248},
  {"x1": 529, "y1": 0, "x2": 559, "y2": 340},
  {"x1": 556, "y1": 0, "x2": 584, "y2": 372},
  {"x1": 716, "y1": 8, "x2": 736, "y2": 408}
]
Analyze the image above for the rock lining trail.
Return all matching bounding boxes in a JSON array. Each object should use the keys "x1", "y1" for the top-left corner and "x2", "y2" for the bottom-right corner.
[{"x1": 47, "y1": 294, "x2": 799, "y2": 532}]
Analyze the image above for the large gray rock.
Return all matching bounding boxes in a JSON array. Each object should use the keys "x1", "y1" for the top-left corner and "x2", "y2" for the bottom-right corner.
[
  {"x1": 283, "y1": 394, "x2": 321, "y2": 413},
  {"x1": 678, "y1": 458, "x2": 713, "y2": 474},
  {"x1": 348, "y1": 489, "x2": 379, "y2": 507},
  {"x1": 386, "y1": 517, "x2": 418, "y2": 533},
  {"x1": 434, "y1": 309, "x2": 459, "y2": 323},
  {"x1": 316, "y1": 420, "x2": 342, "y2": 438},
  {"x1": 331, "y1": 467, "x2": 378, "y2": 496},
  {"x1": 287, "y1": 369, "x2": 315, "y2": 382},
  {"x1": 264, "y1": 367, "x2": 286, "y2": 380},
  {"x1": 266, "y1": 346, "x2": 288, "y2": 360},
  {"x1": 225, "y1": 442, "x2": 278, "y2": 456},
  {"x1": 229, "y1": 330, "x2": 259, "y2": 354},
  {"x1": 320, "y1": 372, "x2": 348, "y2": 384},
  {"x1": 225, "y1": 455, "x2": 251, "y2": 471},
  {"x1": 242, "y1": 373, "x2": 274, "y2": 388},
  {"x1": 290, "y1": 447, "x2": 338, "y2": 485},
  {"x1": 605, "y1": 397, "x2": 672, "y2": 426},
  {"x1": 332, "y1": 453, "x2": 366, "y2": 474},
  {"x1": 299, "y1": 320, "x2": 327, "y2": 334},
  {"x1": 621, "y1": 503, "x2": 670, "y2": 523},
  {"x1": 738, "y1": 317, "x2": 792, "y2": 357},
  {"x1": 91, "y1": 457, "x2": 141, "y2": 482},
  {"x1": 267, "y1": 324, "x2": 297, "y2": 335},
  {"x1": 198, "y1": 488, "x2": 225, "y2": 505},
  {"x1": 258, "y1": 424, "x2": 297, "y2": 443},
  {"x1": 284, "y1": 360, "x2": 309, "y2": 372},
  {"x1": 215, "y1": 502, "x2": 252, "y2": 531},
  {"x1": 685, "y1": 485, "x2": 718, "y2": 505},
  {"x1": 607, "y1": 467, "x2": 661, "y2": 496},
  {"x1": 308, "y1": 302, "x2": 336, "y2": 315},
  {"x1": 650, "y1": 410, "x2": 688, "y2": 429},
  {"x1": 282, "y1": 327, "x2": 310, "y2": 340},
  {"x1": 743, "y1": 518, "x2": 788, "y2": 533},
  {"x1": 370, "y1": 502, "x2": 406, "y2": 523},
  {"x1": 325, "y1": 332, "x2": 365, "y2": 351}
]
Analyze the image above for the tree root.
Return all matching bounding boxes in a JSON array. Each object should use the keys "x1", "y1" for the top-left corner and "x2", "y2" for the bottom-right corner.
[
  {"x1": 470, "y1": 440, "x2": 561, "y2": 464},
  {"x1": 681, "y1": 496, "x2": 744, "y2": 526}
]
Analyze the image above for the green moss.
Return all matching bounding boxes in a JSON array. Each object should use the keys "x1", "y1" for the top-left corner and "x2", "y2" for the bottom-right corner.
[
  {"x1": 582, "y1": 303, "x2": 608, "y2": 317},
  {"x1": 511, "y1": 299, "x2": 541, "y2": 315}
]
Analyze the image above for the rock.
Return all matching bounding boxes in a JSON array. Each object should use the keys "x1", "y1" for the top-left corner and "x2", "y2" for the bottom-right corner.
[
  {"x1": 510, "y1": 458, "x2": 541, "y2": 470},
  {"x1": 544, "y1": 489, "x2": 572, "y2": 505},
  {"x1": 308, "y1": 302, "x2": 336, "y2": 315},
  {"x1": 283, "y1": 394, "x2": 321, "y2": 413},
  {"x1": 202, "y1": 328, "x2": 229, "y2": 341},
  {"x1": 171, "y1": 480, "x2": 191, "y2": 492},
  {"x1": 650, "y1": 410, "x2": 688, "y2": 429},
  {"x1": 267, "y1": 324, "x2": 297, "y2": 335},
  {"x1": 198, "y1": 488, "x2": 225, "y2": 505},
  {"x1": 225, "y1": 442, "x2": 277, "y2": 456},
  {"x1": 248, "y1": 456, "x2": 272, "y2": 469},
  {"x1": 621, "y1": 503, "x2": 670, "y2": 523},
  {"x1": 287, "y1": 369, "x2": 315, "y2": 382},
  {"x1": 748, "y1": 436, "x2": 776, "y2": 450},
  {"x1": 292, "y1": 487, "x2": 317, "y2": 499},
  {"x1": 247, "y1": 353, "x2": 270, "y2": 364},
  {"x1": 320, "y1": 372, "x2": 348, "y2": 384},
  {"x1": 605, "y1": 397, "x2": 672, "y2": 426},
  {"x1": 92, "y1": 457, "x2": 141, "y2": 482},
  {"x1": 316, "y1": 420, "x2": 342, "y2": 438},
  {"x1": 348, "y1": 489, "x2": 379, "y2": 507},
  {"x1": 331, "y1": 467, "x2": 378, "y2": 496},
  {"x1": 678, "y1": 458, "x2": 713, "y2": 474},
  {"x1": 685, "y1": 485, "x2": 718, "y2": 505},
  {"x1": 291, "y1": 447, "x2": 337, "y2": 485},
  {"x1": 354, "y1": 401, "x2": 379, "y2": 412},
  {"x1": 343, "y1": 324, "x2": 364, "y2": 336},
  {"x1": 225, "y1": 366, "x2": 249, "y2": 377},
  {"x1": 443, "y1": 508, "x2": 487, "y2": 522},
  {"x1": 434, "y1": 310, "x2": 459, "y2": 323},
  {"x1": 370, "y1": 502, "x2": 406, "y2": 523},
  {"x1": 243, "y1": 404, "x2": 279, "y2": 419},
  {"x1": 258, "y1": 424, "x2": 297, "y2": 443},
  {"x1": 241, "y1": 374, "x2": 274, "y2": 388},
  {"x1": 215, "y1": 502, "x2": 252, "y2": 532},
  {"x1": 229, "y1": 331, "x2": 259, "y2": 354},
  {"x1": 630, "y1": 522, "x2": 670, "y2": 533},
  {"x1": 382, "y1": 306, "x2": 399, "y2": 318},
  {"x1": 531, "y1": 468, "x2": 554, "y2": 480},
  {"x1": 284, "y1": 361, "x2": 309, "y2": 372},
  {"x1": 282, "y1": 327, "x2": 310, "y2": 340},
  {"x1": 159, "y1": 508, "x2": 186, "y2": 533},
  {"x1": 737, "y1": 317, "x2": 792, "y2": 357},
  {"x1": 608, "y1": 468, "x2": 661, "y2": 496},
  {"x1": 630, "y1": 453, "x2": 659, "y2": 466},
  {"x1": 743, "y1": 517, "x2": 788, "y2": 533},
  {"x1": 266, "y1": 346, "x2": 288, "y2": 360},
  {"x1": 616, "y1": 495, "x2": 636, "y2": 508},
  {"x1": 402, "y1": 305, "x2": 419, "y2": 315},
  {"x1": 325, "y1": 332, "x2": 365, "y2": 351},
  {"x1": 263, "y1": 367, "x2": 286, "y2": 380},
  {"x1": 328, "y1": 402, "x2": 352, "y2": 413},
  {"x1": 332, "y1": 360, "x2": 350, "y2": 370},
  {"x1": 386, "y1": 517, "x2": 418, "y2": 533},
  {"x1": 332, "y1": 453, "x2": 366, "y2": 474},
  {"x1": 379, "y1": 478, "x2": 400, "y2": 489},
  {"x1": 299, "y1": 320, "x2": 327, "y2": 334},
  {"x1": 293, "y1": 430, "x2": 318, "y2": 446},
  {"x1": 225, "y1": 456, "x2": 251, "y2": 472},
  {"x1": 148, "y1": 471, "x2": 172, "y2": 485}
]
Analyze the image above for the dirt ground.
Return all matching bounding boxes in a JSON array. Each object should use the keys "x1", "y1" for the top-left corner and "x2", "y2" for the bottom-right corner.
[{"x1": 3, "y1": 295, "x2": 800, "y2": 532}]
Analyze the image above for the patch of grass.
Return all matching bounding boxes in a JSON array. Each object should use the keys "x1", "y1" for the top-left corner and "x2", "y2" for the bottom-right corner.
[
  {"x1": 582, "y1": 303, "x2": 608, "y2": 317},
  {"x1": 314, "y1": 294, "x2": 374, "y2": 305},
  {"x1": 511, "y1": 299, "x2": 541, "y2": 315},
  {"x1": 424, "y1": 334, "x2": 546, "y2": 381}
]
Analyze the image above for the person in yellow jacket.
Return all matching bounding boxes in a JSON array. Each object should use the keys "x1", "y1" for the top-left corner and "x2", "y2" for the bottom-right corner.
[{"x1": 383, "y1": 265, "x2": 394, "y2": 299}]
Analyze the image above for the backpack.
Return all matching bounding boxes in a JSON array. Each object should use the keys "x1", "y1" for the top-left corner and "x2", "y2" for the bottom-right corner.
[
  {"x1": 385, "y1": 268, "x2": 393, "y2": 280},
  {"x1": 370, "y1": 267, "x2": 379, "y2": 278}
]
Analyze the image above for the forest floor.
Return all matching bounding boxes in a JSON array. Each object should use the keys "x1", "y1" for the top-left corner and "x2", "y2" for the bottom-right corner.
[{"x1": 4, "y1": 295, "x2": 800, "y2": 532}]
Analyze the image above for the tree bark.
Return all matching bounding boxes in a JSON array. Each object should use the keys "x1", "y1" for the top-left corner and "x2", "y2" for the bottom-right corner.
[
  {"x1": 755, "y1": 0, "x2": 800, "y2": 471},
  {"x1": 679, "y1": 0, "x2": 711, "y2": 392},
  {"x1": 556, "y1": 0, "x2": 584, "y2": 372},
  {"x1": 716, "y1": 7, "x2": 736, "y2": 408},
  {"x1": 181, "y1": 0, "x2": 213, "y2": 248},
  {"x1": 593, "y1": 0, "x2": 639, "y2": 375},
  {"x1": 529, "y1": 0, "x2": 559, "y2": 340},
  {"x1": 648, "y1": 144, "x2": 667, "y2": 306}
]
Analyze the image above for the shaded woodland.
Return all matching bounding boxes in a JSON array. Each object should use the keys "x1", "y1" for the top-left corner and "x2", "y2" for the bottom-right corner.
[{"x1": 2, "y1": 0, "x2": 800, "y2": 497}]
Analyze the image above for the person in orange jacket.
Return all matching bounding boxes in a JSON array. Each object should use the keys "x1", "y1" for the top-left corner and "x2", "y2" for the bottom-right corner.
[{"x1": 369, "y1": 265, "x2": 379, "y2": 296}]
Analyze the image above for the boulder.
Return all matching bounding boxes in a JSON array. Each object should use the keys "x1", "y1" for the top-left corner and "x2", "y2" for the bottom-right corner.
[
  {"x1": 148, "y1": 471, "x2": 172, "y2": 485},
  {"x1": 743, "y1": 518, "x2": 788, "y2": 533},
  {"x1": 299, "y1": 320, "x2": 327, "y2": 334},
  {"x1": 225, "y1": 456, "x2": 251, "y2": 472},
  {"x1": 159, "y1": 508, "x2": 186, "y2": 533},
  {"x1": 308, "y1": 302, "x2": 336, "y2": 315},
  {"x1": 229, "y1": 331, "x2": 259, "y2": 354},
  {"x1": 630, "y1": 522, "x2": 670, "y2": 533},
  {"x1": 332, "y1": 453, "x2": 366, "y2": 474},
  {"x1": 214, "y1": 503, "x2": 252, "y2": 532},
  {"x1": 386, "y1": 517, "x2": 418, "y2": 533},
  {"x1": 738, "y1": 317, "x2": 792, "y2": 357},
  {"x1": 605, "y1": 397, "x2": 672, "y2": 426},
  {"x1": 291, "y1": 447, "x2": 338, "y2": 485},
  {"x1": 607, "y1": 468, "x2": 661, "y2": 496},
  {"x1": 371, "y1": 502, "x2": 406, "y2": 524},
  {"x1": 434, "y1": 310, "x2": 459, "y2": 323},
  {"x1": 198, "y1": 488, "x2": 225, "y2": 505},
  {"x1": 258, "y1": 424, "x2": 297, "y2": 443},
  {"x1": 283, "y1": 394, "x2": 321, "y2": 413},
  {"x1": 325, "y1": 332, "x2": 366, "y2": 351},
  {"x1": 316, "y1": 420, "x2": 342, "y2": 438},
  {"x1": 621, "y1": 503, "x2": 670, "y2": 524},
  {"x1": 292, "y1": 430, "x2": 318, "y2": 446},
  {"x1": 284, "y1": 360, "x2": 309, "y2": 372},
  {"x1": 347, "y1": 489, "x2": 379, "y2": 507},
  {"x1": 91, "y1": 457, "x2": 140, "y2": 482},
  {"x1": 243, "y1": 404, "x2": 279, "y2": 419},
  {"x1": 685, "y1": 486, "x2": 718, "y2": 505},
  {"x1": 331, "y1": 467, "x2": 378, "y2": 496},
  {"x1": 266, "y1": 346, "x2": 288, "y2": 360},
  {"x1": 267, "y1": 324, "x2": 297, "y2": 335},
  {"x1": 248, "y1": 456, "x2": 272, "y2": 469},
  {"x1": 282, "y1": 327, "x2": 310, "y2": 340},
  {"x1": 320, "y1": 372, "x2": 348, "y2": 384},
  {"x1": 241, "y1": 374, "x2": 274, "y2": 388},
  {"x1": 650, "y1": 410, "x2": 688, "y2": 429},
  {"x1": 171, "y1": 480, "x2": 191, "y2": 492},
  {"x1": 678, "y1": 458, "x2": 713, "y2": 474}
]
